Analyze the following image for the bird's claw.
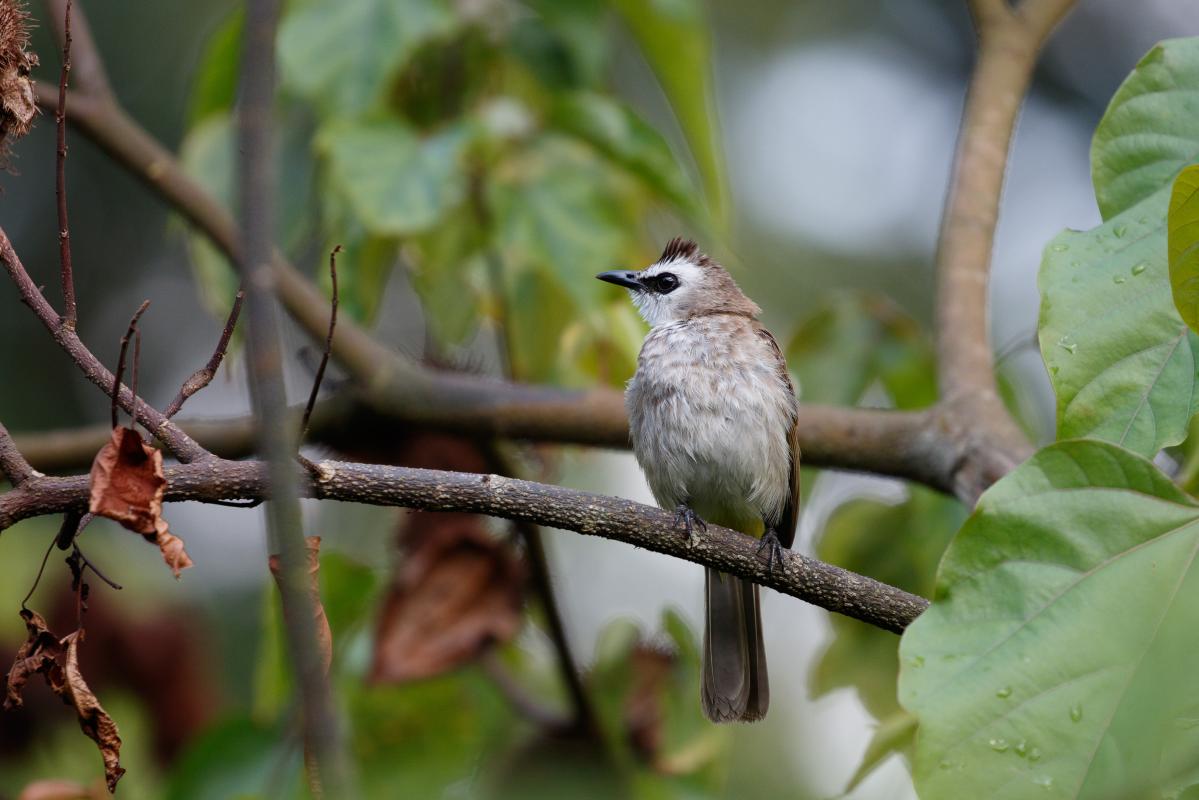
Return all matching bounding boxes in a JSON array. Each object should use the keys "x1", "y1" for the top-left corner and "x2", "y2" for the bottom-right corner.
[
  {"x1": 673, "y1": 504, "x2": 707, "y2": 542},
  {"x1": 757, "y1": 529, "x2": 787, "y2": 576}
]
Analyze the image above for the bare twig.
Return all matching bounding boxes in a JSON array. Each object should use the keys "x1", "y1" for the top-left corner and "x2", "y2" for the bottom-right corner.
[
  {"x1": 301, "y1": 246, "x2": 340, "y2": 442},
  {"x1": 72, "y1": 543, "x2": 123, "y2": 591},
  {"x1": 110, "y1": 300, "x2": 149, "y2": 429},
  {"x1": 236, "y1": 0, "x2": 349, "y2": 793},
  {"x1": 0, "y1": 458, "x2": 931, "y2": 634},
  {"x1": 164, "y1": 285, "x2": 245, "y2": 419},
  {"x1": 55, "y1": 0, "x2": 76, "y2": 329},
  {"x1": 518, "y1": 522, "x2": 600, "y2": 735},
  {"x1": 0, "y1": 229, "x2": 207, "y2": 462},
  {"x1": 0, "y1": 422, "x2": 38, "y2": 486}
]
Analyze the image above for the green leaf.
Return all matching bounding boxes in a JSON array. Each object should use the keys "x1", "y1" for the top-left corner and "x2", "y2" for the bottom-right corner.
[
  {"x1": 1038, "y1": 186, "x2": 1199, "y2": 457},
  {"x1": 177, "y1": 115, "x2": 241, "y2": 318},
  {"x1": 787, "y1": 291, "x2": 935, "y2": 409},
  {"x1": 177, "y1": 112, "x2": 315, "y2": 320},
  {"x1": 845, "y1": 711, "x2": 917, "y2": 793},
  {"x1": 812, "y1": 487, "x2": 963, "y2": 720},
  {"x1": 188, "y1": 9, "x2": 243, "y2": 124},
  {"x1": 277, "y1": 0, "x2": 456, "y2": 115},
  {"x1": 611, "y1": 0, "x2": 727, "y2": 223},
  {"x1": 318, "y1": 118, "x2": 469, "y2": 237},
  {"x1": 1169, "y1": 165, "x2": 1199, "y2": 333},
  {"x1": 1091, "y1": 38, "x2": 1199, "y2": 220},
  {"x1": 550, "y1": 91, "x2": 699, "y2": 215},
  {"x1": 166, "y1": 717, "x2": 297, "y2": 800},
  {"x1": 900, "y1": 440, "x2": 1199, "y2": 799}
]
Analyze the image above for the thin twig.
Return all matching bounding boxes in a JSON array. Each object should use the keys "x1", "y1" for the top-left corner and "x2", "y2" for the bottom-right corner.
[
  {"x1": 300, "y1": 246, "x2": 339, "y2": 442},
  {"x1": 55, "y1": 0, "x2": 76, "y2": 329},
  {"x1": 519, "y1": 523, "x2": 600, "y2": 735},
  {"x1": 110, "y1": 300, "x2": 150, "y2": 429},
  {"x1": 237, "y1": 0, "x2": 351, "y2": 792},
  {"x1": 0, "y1": 229, "x2": 206, "y2": 462},
  {"x1": 22, "y1": 529, "x2": 60, "y2": 609},
  {"x1": 165, "y1": 284, "x2": 245, "y2": 419},
  {"x1": 0, "y1": 422, "x2": 38, "y2": 486},
  {"x1": 0, "y1": 460, "x2": 931, "y2": 634},
  {"x1": 73, "y1": 543, "x2": 123, "y2": 591}
]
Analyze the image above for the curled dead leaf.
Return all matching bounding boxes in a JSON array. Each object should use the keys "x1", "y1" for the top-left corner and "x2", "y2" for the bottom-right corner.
[
  {"x1": 89, "y1": 427, "x2": 191, "y2": 578},
  {"x1": 371, "y1": 512, "x2": 526, "y2": 684},
  {"x1": 268, "y1": 536, "x2": 332, "y2": 675},
  {"x1": 0, "y1": 0, "x2": 36, "y2": 159},
  {"x1": 58, "y1": 633, "x2": 125, "y2": 793},
  {"x1": 152, "y1": 518, "x2": 193, "y2": 580},
  {"x1": 4, "y1": 613, "x2": 124, "y2": 793},
  {"x1": 4, "y1": 608, "x2": 63, "y2": 710}
]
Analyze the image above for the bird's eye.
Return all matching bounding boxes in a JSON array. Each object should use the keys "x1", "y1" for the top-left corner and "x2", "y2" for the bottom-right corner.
[{"x1": 654, "y1": 273, "x2": 679, "y2": 294}]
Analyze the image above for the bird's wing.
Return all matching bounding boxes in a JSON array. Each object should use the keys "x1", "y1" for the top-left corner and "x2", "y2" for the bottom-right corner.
[{"x1": 754, "y1": 324, "x2": 801, "y2": 549}]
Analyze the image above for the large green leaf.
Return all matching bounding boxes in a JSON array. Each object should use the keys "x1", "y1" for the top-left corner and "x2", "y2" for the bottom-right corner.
[
  {"x1": 1038, "y1": 186, "x2": 1199, "y2": 457},
  {"x1": 1091, "y1": 38, "x2": 1199, "y2": 221},
  {"x1": 611, "y1": 0, "x2": 726, "y2": 223},
  {"x1": 318, "y1": 118, "x2": 469, "y2": 237},
  {"x1": 1169, "y1": 165, "x2": 1199, "y2": 333},
  {"x1": 277, "y1": 0, "x2": 456, "y2": 115},
  {"x1": 900, "y1": 440, "x2": 1199, "y2": 799},
  {"x1": 550, "y1": 91, "x2": 699, "y2": 216}
]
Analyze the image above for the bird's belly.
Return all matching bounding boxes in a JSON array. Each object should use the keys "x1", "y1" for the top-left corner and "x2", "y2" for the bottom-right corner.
[{"x1": 629, "y1": 369, "x2": 788, "y2": 533}]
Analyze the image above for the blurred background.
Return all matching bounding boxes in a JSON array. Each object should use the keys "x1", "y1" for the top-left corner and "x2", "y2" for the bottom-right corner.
[{"x1": 0, "y1": 0, "x2": 1195, "y2": 797}]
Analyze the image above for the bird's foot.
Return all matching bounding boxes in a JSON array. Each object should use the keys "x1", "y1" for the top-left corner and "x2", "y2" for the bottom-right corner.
[
  {"x1": 757, "y1": 528, "x2": 787, "y2": 576},
  {"x1": 672, "y1": 504, "x2": 707, "y2": 543}
]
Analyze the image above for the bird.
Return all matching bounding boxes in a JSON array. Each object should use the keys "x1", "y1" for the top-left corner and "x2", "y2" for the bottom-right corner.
[{"x1": 597, "y1": 237, "x2": 800, "y2": 723}]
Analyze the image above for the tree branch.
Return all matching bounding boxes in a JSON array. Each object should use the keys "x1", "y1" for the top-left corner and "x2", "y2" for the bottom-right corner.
[
  {"x1": 0, "y1": 422, "x2": 38, "y2": 486},
  {"x1": 930, "y1": 0, "x2": 1075, "y2": 500},
  {"x1": 0, "y1": 229, "x2": 208, "y2": 463},
  {"x1": 236, "y1": 0, "x2": 350, "y2": 793},
  {"x1": 0, "y1": 459, "x2": 930, "y2": 634},
  {"x1": 54, "y1": 0, "x2": 76, "y2": 329}
]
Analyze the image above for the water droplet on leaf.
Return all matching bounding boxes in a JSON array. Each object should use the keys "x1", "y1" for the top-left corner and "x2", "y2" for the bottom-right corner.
[
  {"x1": 997, "y1": 686, "x2": 1013, "y2": 698},
  {"x1": 1070, "y1": 704, "x2": 1082, "y2": 722},
  {"x1": 1015, "y1": 740, "x2": 1029, "y2": 757},
  {"x1": 1114, "y1": 224, "x2": 1128, "y2": 238},
  {"x1": 989, "y1": 738, "x2": 1009, "y2": 752},
  {"x1": 1132, "y1": 262, "x2": 1148, "y2": 275},
  {"x1": 1114, "y1": 276, "x2": 1126, "y2": 284},
  {"x1": 1051, "y1": 243, "x2": 1069, "y2": 252}
]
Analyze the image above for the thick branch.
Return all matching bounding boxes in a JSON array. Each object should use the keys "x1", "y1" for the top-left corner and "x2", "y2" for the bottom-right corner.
[
  {"x1": 0, "y1": 229, "x2": 207, "y2": 462},
  {"x1": 0, "y1": 460, "x2": 930, "y2": 634},
  {"x1": 0, "y1": 422, "x2": 38, "y2": 486},
  {"x1": 930, "y1": 0, "x2": 1075, "y2": 499}
]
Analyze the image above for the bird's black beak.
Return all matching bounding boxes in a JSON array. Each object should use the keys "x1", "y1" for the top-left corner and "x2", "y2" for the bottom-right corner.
[{"x1": 596, "y1": 270, "x2": 644, "y2": 290}]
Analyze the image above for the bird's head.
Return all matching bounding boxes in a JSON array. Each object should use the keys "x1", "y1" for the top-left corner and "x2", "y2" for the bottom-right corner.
[{"x1": 596, "y1": 238, "x2": 760, "y2": 327}]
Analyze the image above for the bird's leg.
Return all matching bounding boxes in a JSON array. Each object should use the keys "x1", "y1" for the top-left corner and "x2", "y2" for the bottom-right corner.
[
  {"x1": 757, "y1": 528, "x2": 787, "y2": 576},
  {"x1": 672, "y1": 504, "x2": 707, "y2": 543}
]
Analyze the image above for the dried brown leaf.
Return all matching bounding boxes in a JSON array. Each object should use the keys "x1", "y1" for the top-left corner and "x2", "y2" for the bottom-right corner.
[
  {"x1": 0, "y1": 0, "x2": 36, "y2": 156},
  {"x1": 4, "y1": 608, "x2": 63, "y2": 710},
  {"x1": 89, "y1": 427, "x2": 192, "y2": 578},
  {"x1": 624, "y1": 646, "x2": 675, "y2": 763},
  {"x1": 152, "y1": 517, "x2": 193, "y2": 580},
  {"x1": 89, "y1": 427, "x2": 164, "y2": 534},
  {"x1": 4, "y1": 613, "x2": 124, "y2": 793},
  {"x1": 268, "y1": 536, "x2": 332, "y2": 675},
  {"x1": 17, "y1": 778, "x2": 105, "y2": 800},
  {"x1": 371, "y1": 513, "x2": 526, "y2": 684},
  {"x1": 55, "y1": 633, "x2": 125, "y2": 793}
]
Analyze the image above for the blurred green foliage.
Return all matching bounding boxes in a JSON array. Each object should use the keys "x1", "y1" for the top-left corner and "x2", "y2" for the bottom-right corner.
[{"x1": 180, "y1": 0, "x2": 723, "y2": 383}]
